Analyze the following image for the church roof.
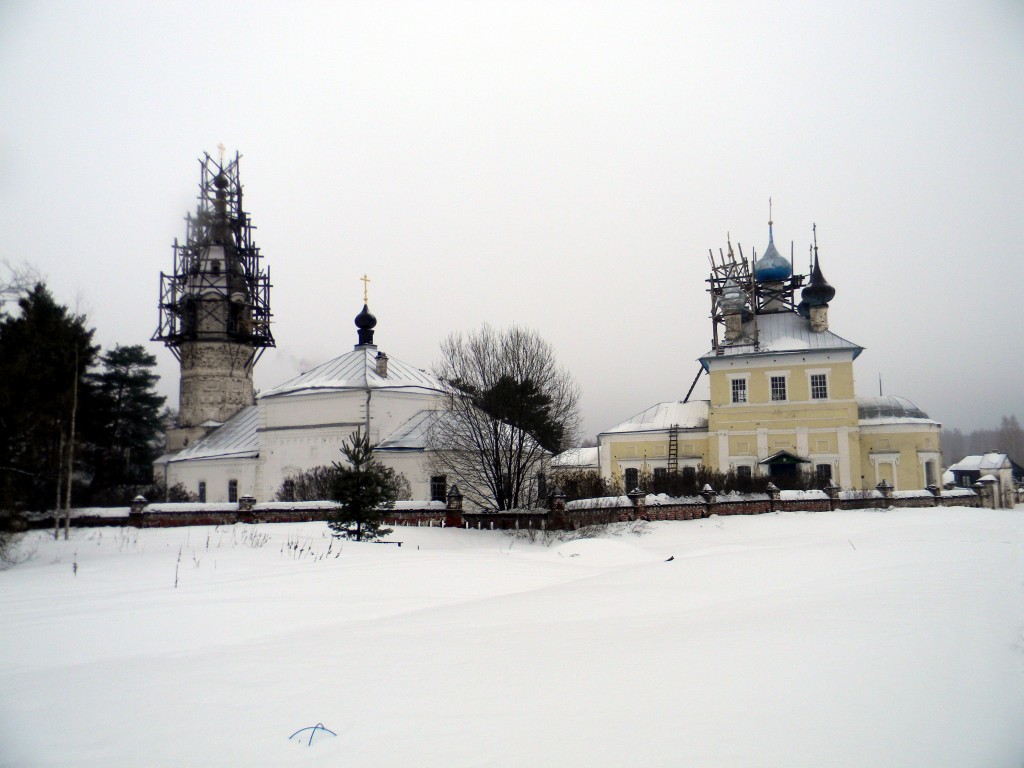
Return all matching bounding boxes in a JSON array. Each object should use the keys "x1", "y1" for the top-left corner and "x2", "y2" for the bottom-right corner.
[
  {"x1": 260, "y1": 346, "x2": 444, "y2": 399},
  {"x1": 700, "y1": 311, "x2": 862, "y2": 368},
  {"x1": 375, "y1": 410, "x2": 444, "y2": 451},
  {"x1": 168, "y1": 406, "x2": 260, "y2": 463},
  {"x1": 552, "y1": 446, "x2": 600, "y2": 470},
  {"x1": 856, "y1": 395, "x2": 937, "y2": 425},
  {"x1": 601, "y1": 400, "x2": 709, "y2": 436}
]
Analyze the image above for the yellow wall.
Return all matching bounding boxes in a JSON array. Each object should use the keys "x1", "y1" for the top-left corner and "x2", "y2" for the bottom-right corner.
[
  {"x1": 601, "y1": 357, "x2": 940, "y2": 491},
  {"x1": 706, "y1": 357, "x2": 862, "y2": 484},
  {"x1": 603, "y1": 432, "x2": 710, "y2": 481},
  {"x1": 859, "y1": 427, "x2": 942, "y2": 491}
]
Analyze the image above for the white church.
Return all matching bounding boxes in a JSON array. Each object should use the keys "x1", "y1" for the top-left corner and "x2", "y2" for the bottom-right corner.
[{"x1": 154, "y1": 154, "x2": 448, "y2": 503}]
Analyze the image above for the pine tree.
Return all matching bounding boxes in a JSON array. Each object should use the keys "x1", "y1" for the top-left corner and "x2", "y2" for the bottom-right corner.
[
  {"x1": 327, "y1": 431, "x2": 397, "y2": 541},
  {"x1": 84, "y1": 345, "x2": 166, "y2": 501},
  {"x1": 0, "y1": 284, "x2": 98, "y2": 512}
]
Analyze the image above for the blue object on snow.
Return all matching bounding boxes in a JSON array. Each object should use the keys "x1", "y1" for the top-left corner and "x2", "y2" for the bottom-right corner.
[{"x1": 289, "y1": 723, "x2": 337, "y2": 746}]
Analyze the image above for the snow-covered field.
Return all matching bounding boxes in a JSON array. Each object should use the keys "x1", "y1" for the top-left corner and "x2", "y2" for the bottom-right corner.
[{"x1": 1, "y1": 507, "x2": 1022, "y2": 767}]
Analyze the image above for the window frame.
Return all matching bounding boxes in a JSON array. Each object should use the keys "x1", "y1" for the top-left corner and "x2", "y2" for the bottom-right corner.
[
  {"x1": 228, "y1": 479, "x2": 238, "y2": 503},
  {"x1": 731, "y1": 377, "x2": 748, "y2": 404},
  {"x1": 770, "y1": 375, "x2": 788, "y2": 401},
  {"x1": 810, "y1": 373, "x2": 828, "y2": 400},
  {"x1": 430, "y1": 475, "x2": 447, "y2": 502}
]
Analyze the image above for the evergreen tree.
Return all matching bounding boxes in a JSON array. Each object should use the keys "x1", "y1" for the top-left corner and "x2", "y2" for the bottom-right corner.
[
  {"x1": 327, "y1": 430, "x2": 397, "y2": 541},
  {"x1": 0, "y1": 284, "x2": 98, "y2": 512},
  {"x1": 84, "y1": 345, "x2": 166, "y2": 501}
]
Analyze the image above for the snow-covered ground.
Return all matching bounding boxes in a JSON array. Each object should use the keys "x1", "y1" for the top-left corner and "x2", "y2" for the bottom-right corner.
[{"x1": 1, "y1": 507, "x2": 1022, "y2": 767}]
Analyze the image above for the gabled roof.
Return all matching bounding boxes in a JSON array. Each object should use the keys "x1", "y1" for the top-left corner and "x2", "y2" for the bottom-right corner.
[
  {"x1": 700, "y1": 311, "x2": 862, "y2": 369},
  {"x1": 601, "y1": 400, "x2": 709, "y2": 436},
  {"x1": 260, "y1": 345, "x2": 444, "y2": 399},
  {"x1": 168, "y1": 406, "x2": 259, "y2": 463},
  {"x1": 759, "y1": 449, "x2": 810, "y2": 465}
]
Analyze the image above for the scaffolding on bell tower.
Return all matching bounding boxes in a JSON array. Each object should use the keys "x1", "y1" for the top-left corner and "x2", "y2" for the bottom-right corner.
[{"x1": 153, "y1": 151, "x2": 274, "y2": 369}]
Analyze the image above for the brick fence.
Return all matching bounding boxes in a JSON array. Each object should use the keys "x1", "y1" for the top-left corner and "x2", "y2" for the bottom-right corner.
[{"x1": 21, "y1": 482, "x2": 982, "y2": 532}]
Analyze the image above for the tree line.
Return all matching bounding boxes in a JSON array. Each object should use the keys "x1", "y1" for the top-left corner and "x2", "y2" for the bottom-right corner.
[
  {"x1": 941, "y1": 416, "x2": 1023, "y2": 467},
  {"x1": 0, "y1": 275, "x2": 169, "y2": 519}
]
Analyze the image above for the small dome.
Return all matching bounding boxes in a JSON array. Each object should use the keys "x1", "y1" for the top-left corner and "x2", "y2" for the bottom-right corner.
[
  {"x1": 801, "y1": 253, "x2": 835, "y2": 307},
  {"x1": 214, "y1": 172, "x2": 229, "y2": 190},
  {"x1": 720, "y1": 279, "x2": 747, "y2": 313},
  {"x1": 354, "y1": 303, "x2": 377, "y2": 330},
  {"x1": 857, "y1": 395, "x2": 931, "y2": 421},
  {"x1": 753, "y1": 230, "x2": 792, "y2": 283}
]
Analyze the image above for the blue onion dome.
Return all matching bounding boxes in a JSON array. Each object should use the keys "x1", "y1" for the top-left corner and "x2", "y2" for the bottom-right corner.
[
  {"x1": 354, "y1": 303, "x2": 377, "y2": 330},
  {"x1": 801, "y1": 253, "x2": 835, "y2": 307},
  {"x1": 753, "y1": 225, "x2": 792, "y2": 283},
  {"x1": 720, "y1": 278, "x2": 747, "y2": 313}
]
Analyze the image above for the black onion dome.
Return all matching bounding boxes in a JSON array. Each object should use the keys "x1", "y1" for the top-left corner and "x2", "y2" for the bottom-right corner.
[
  {"x1": 355, "y1": 303, "x2": 377, "y2": 330},
  {"x1": 801, "y1": 253, "x2": 835, "y2": 307},
  {"x1": 214, "y1": 172, "x2": 229, "y2": 190}
]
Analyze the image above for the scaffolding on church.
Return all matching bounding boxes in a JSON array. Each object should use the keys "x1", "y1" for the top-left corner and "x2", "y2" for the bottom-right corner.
[
  {"x1": 153, "y1": 152, "x2": 274, "y2": 367},
  {"x1": 706, "y1": 237, "x2": 755, "y2": 352},
  {"x1": 706, "y1": 235, "x2": 807, "y2": 353}
]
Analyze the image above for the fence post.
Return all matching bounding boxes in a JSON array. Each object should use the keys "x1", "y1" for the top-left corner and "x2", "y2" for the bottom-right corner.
[
  {"x1": 876, "y1": 480, "x2": 893, "y2": 506},
  {"x1": 446, "y1": 485, "x2": 464, "y2": 528},
  {"x1": 824, "y1": 482, "x2": 840, "y2": 511},
  {"x1": 627, "y1": 487, "x2": 646, "y2": 521},
  {"x1": 700, "y1": 484, "x2": 717, "y2": 518}
]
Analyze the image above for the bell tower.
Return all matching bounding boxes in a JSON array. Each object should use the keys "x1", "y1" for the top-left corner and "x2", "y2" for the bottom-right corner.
[{"x1": 153, "y1": 150, "x2": 274, "y2": 452}]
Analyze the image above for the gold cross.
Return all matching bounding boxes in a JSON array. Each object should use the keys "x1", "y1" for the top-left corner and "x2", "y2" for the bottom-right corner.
[
  {"x1": 217, "y1": 142, "x2": 226, "y2": 165},
  {"x1": 360, "y1": 274, "x2": 371, "y2": 304}
]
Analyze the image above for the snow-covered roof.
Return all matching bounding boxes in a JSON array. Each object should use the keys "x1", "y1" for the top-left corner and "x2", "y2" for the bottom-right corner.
[
  {"x1": 601, "y1": 400, "x2": 709, "y2": 436},
  {"x1": 168, "y1": 406, "x2": 259, "y2": 463},
  {"x1": 949, "y1": 453, "x2": 1010, "y2": 472},
  {"x1": 700, "y1": 311, "x2": 862, "y2": 367},
  {"x1": 260, "y1": 345, "x2": 443, "y2": 399},
  {"x1": 552, "y1": 446, "x2": 600, "y2": 469},
  {"x1": 375, "y1": 410, "x2": 444, "y2": 451},
  {"x1": 856, "y1": 395, "x2": 937, "y2": 425}
]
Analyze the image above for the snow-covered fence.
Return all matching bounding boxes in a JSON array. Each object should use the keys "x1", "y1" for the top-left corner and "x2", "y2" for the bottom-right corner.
[
  {"x1": 17, "y1": 483, "x2": 980, "y2": 532},
  {"x1": 560, "y1": 483, "x2": 980, "y2": 523}
]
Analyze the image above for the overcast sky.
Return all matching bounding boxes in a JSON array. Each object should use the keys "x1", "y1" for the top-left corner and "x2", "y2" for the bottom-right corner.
[{"x1": 1, "y1": 0, "x2": 1021, "y2": 442}]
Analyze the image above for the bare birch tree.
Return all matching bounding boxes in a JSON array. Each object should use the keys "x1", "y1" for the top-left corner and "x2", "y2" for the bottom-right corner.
[{"x1": 427, "y1": 325, "x2": 581, "y2": 511}]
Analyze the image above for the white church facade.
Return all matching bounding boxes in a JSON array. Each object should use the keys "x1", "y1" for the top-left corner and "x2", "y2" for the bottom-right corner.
[
  {"x1": 157, "y1": 308, "x2": 449, "y2": 504},
  {"x1": 154, "y1": 154, "x2": 447, "y2": 504}
]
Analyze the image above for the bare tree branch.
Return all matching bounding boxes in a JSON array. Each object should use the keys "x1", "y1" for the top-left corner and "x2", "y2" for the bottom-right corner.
[
  {"x1": 0, "y1": 259, "x2": 42, "y2": 311},
  {"x1": 427, "y1": 325, "x2": 581, "y2": 511}
]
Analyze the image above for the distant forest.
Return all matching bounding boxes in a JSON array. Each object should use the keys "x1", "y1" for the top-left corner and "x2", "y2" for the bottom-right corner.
[{"x1": 941, "y1": 415, "x2": 1023, "y2": 467}]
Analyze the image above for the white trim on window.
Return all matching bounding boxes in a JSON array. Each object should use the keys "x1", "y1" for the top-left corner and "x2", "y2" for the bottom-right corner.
[
  {"x1": 728, "y1": 373, "x2": 750, "y2": 404},
  {"x1": 806, "y1": 368, "x2": 831, "y2": 401}
]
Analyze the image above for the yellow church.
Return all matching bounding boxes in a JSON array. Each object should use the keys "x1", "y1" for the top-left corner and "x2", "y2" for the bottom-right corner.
[{"x1": 598, "y1": 220, "x2": 941, "y2": 492}]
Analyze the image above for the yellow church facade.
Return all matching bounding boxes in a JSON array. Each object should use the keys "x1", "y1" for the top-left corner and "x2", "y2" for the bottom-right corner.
[{"x1": 598, "y1": 222, "x2": 941, "y2": 492}]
